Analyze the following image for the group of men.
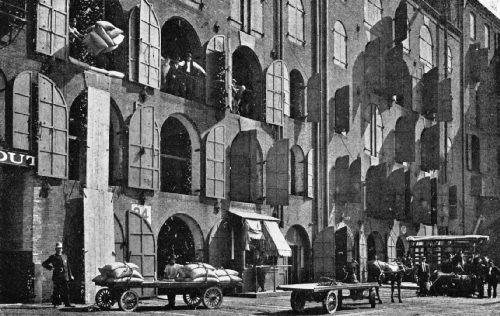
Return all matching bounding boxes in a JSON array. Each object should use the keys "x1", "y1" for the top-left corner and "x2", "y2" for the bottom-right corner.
[{"x1": 161, "y1": 53, "x2": 206, "y2": 98}]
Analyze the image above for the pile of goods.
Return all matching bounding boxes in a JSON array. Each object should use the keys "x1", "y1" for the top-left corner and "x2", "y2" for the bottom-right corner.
[
  {"x1": 92, "y1": 262, "x2": 144, "y2": 285},
  {"x1": 174, "y1": 263, "x2": 243, "y2": 284}
]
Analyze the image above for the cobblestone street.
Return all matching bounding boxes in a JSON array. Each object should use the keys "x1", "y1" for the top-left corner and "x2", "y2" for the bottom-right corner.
[{"x1": 0, "y1": 287, "x2": 499, "y2": 316}]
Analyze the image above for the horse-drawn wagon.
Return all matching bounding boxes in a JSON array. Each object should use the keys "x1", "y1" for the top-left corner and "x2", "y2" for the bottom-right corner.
[{"x1": 277, "y1": 279, "x2": 379, "y2": 314}]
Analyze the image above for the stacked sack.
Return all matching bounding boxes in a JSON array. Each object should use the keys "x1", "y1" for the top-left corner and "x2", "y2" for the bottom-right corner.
[
  {"x1": 214, "y1": 269, "x2": 243, "y2": 284},
  {"x1": 175, "y1": 263, "x2": 219, "y2": 282},
  {"x1": 92, "y1": 262, "x2": 144, "y2": 285}
]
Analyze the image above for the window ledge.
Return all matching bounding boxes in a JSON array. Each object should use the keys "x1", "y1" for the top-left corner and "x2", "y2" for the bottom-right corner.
[{"x1": 69, "y1": 57, "x2": 125, "y2": 79}]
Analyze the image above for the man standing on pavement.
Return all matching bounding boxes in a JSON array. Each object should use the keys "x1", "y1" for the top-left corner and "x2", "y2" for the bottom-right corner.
[
  {"x1": 487, "y1": 260, "x2": 500, "y2": 298},
  {"x1": 417, "y1": 256, "x2": 431, "y2": 296},
  {"x1": 42, "y1": 242, "x2": 74, "y2": 308},
  {"x1": 163, "y1": 255, "x2": 182, "y2": 308}
]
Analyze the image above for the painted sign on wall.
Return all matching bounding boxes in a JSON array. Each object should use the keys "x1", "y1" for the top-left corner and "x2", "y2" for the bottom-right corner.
[
  {"x1": 0, "y1": 150, "x2": 35, "y2": 167},
  {"x1": 131, "y1": 204, "x2": 152, "y2": 225}
]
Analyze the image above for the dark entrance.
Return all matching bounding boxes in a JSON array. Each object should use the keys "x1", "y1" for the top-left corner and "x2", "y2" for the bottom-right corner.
[
  {"x1": 396, "y1": 237, "x2": 406, "y2": 259},
  {"x1": 367, "y1": 231, "x2": 385, "y2": 261},
  {"x1": 335, "y1": 226, "x2": 354, "y2": 278},
  {"x1": 285, "y1": 225, "x2": 310, "y2": 283},
  {"x1": 158, "y1": 216, "x2": 196, "y2": 275}
]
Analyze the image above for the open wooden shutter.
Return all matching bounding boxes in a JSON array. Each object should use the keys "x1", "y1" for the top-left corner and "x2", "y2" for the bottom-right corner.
[
  {"x1": 394, "y1": 1, "x2": 408, "y2": 44},
  {"x1": 334, "y1": 85, "x2": 350, "y2": 133},
  {"x1": 437, "y1": 78, "x2": 452, "y2": 122},
  {"x1": 37, "y1": 73, "x2": 68, "y2": 179},
  {"x1": 422, "y1": 67, "x2": 439, "y2": 116},
  {"x1": 206, "y1": 125, "x2": 225, "y2": 199},
  {"x1": 129, "y1": 7, "x2": 139, "y2": 82},
  {"x1": 127, "y1": 211, "x2": 156, "y2": 297},
  {"x1": 466, "y1": 134, "x2": 472, "y2": 170},
  {"x1": 128, "y1": 104, "x2": 160, "y2": 190},
  {"x1": 266, "y1": 139, "x2": 289, "y2": 206},
  {"x1": 375, "y1": 107, "x2": 383, "y2": 156},
  {"x1": 251, "y1": 0, "x2": 263, "y2": 34},
  {"x1": 359, "y1": 232, "x2": 367, "y2": 282},
  {"x1": 206, "y1": 35, "x2": 226, "y2": 107},
  {"x1": 266, "y1": 60, "x2": 289, "y2": 125},
  {"x1": 306, "y1": 73, "x2": 321, "y2": 122},
  {"x1": 36, "y1": 0, "x2": 68, "y2": 59},
  {"x1": 12, "y1": 72, "x2": 33, "y2": 151},
  {"x1": 395, "y1": 117, "x2": 415, "y2": 163},
  {"x1": 138, "y1": 0, "x2": 160, "y2": 89},
  {"x1": 364, "y1": 38, "x2": 382, "y2": 94},
  {"x1": 306, "y1": 149, "x2": 314, "y2": 198}
]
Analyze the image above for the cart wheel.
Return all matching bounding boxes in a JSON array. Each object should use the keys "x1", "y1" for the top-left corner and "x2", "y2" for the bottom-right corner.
[
  {"x1": 323, "y1": 290, "x2": 338, "y2": 314},
  {"x1": 183, "y1": 293, "x2": 202, "y2": 308},
  {"x1": 118, "y1": 290, "x2": 139, "y2": 312},
  {"x1": 291, "y1": 291, "x2": 306, "y2": 313},
  {"x1": 202, "y1": 286, "x2": 223, "y2": 309},
  {"x1": 369, "y1": 288, "x2": 376, "y2": 308},
  {"x1": 95, "y1": 288, "x2": 115, "y2": 310}
]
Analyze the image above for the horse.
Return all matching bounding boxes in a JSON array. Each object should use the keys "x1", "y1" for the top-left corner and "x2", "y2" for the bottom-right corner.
[{"x1": 367, "y1": 259, "x2": 412, "y2": 303}]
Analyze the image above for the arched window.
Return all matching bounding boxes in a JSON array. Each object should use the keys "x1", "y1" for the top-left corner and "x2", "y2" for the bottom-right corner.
[
  {"x1": 109, "y1": 100, "x2": 124, "y2": 186},
  {"x1": 364, "y1": 0, "x2": 382, "y2": 30},
  {"x1": 287, "y1": 0, "x2": 305, "y2": 44},
  {"x1": 290, "y1": 70, "x2": 305, "y2": 119},
  {"x1": 446, "y1": 45, "x2": 453, "y2": 75},
  {"x1": 161, "y1": 117, "x2": 192, "y2": 194},
  {"x1": 232, "y1": 46, "x2": 263, "y2": 120},
  {"x1": 364, "y1": 104, "x2": 383, "y2": 157},
  {"x1": 333, "y1": 21, "x2": 347, "y2": 68},
  {"x1": 230, "y1": 131, "x2": 263, "y2": 203},
  {"x1": 290, "y1": 145, "x2": 305, "y2": 195},
  {"x1": 419, "y1": 25, "x2": 433, "y2": 72}
]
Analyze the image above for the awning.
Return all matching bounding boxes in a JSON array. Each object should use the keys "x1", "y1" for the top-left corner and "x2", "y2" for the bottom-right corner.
[
  {"x1": 229, "y1": 210, "x2": 291, "y2": 257},
  {"x1": 263, "y1": 221, "x2": 292, "y2": 257}
]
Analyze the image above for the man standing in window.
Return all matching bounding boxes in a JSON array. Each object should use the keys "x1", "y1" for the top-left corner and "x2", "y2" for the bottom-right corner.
[
  {"x1": 179, "y1": 52, "x2": 206, "y2": 98},
  {"x1": 42, "y1": 242, "x2": 74, "y2": 308}
]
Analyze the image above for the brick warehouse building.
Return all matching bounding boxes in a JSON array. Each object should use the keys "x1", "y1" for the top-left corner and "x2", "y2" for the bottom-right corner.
[{"x1": 0, "y1": 0, "x2": 498, "y2": 303}]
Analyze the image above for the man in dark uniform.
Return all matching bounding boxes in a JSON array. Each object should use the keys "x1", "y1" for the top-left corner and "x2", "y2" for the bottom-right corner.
[
  {"x1": 42, "y1": 242, "x2": 74, "y2": 307},
  {"x1": 487, "y1": 260, "x2": 500, "y2": 298},
  {"x1": 416, "y1": 256, "x2": 431, "y2": 296}
]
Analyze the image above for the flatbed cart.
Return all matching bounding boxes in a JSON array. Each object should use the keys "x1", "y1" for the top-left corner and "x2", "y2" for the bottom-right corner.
[
  {"x1": 277, "y1": 280, "x2": 379, "y2": 314},
  {"x1": 94, "y1": 280, "x2": 240, "y2": 312}
]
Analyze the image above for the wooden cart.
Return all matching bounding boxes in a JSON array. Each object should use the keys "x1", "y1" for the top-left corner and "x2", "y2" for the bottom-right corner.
[
  {"x1": 277, "y1": 281, "x2": 379, "y2": 314},
  {"x1": 94, "y1": 280, "x2": 239, "y2": 312}
]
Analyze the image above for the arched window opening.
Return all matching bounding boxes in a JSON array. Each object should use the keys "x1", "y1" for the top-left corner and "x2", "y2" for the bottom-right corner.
[
  {"x1": 161, "y1": 117, "x2": 192, "y2": 194},
  {"x1": 69, "y1": 92, "x2": 88, "y2": 181},
  {"x1": 364, "y1": 104, "x2": 383, "y2": 157},
  {"x1": 419, "y1": 25, "x2": 433, "y2": 72},
  {"x1": 333, "y1": 21, "x2": 347, "y2": 68},
  {"x1": 395, "y1": 116, "x2": 415, "y2": 163},
  {"x1": 290, "y1": 70, "x2": 305, "y2": 119},
  {"x1": 232, "y1": 46, "x2": 262, "y2": 120},
  {"x1": 290, "y1": 145, "x2": 305, "y2": 195},
  {"x1": 109, "y1": 100, "x2": 124, "y2": 186},
  {"x1": 230, "y1": 131, "x2": 263, "y2": 203},
  {"x1": 69, "y1": 0, "x2": 124, "y2": 70},
  {"x1": 161, "y1": 17, "x2": 204, "y2": 101},
  {"x1": 287, "y1": 0, "x2": 305, "y2": 44}
]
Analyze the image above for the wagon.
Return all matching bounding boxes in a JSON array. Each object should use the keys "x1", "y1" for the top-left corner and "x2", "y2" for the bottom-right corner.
[
  {"x1": 277, "y1": 280, "x2": 379, "y2": 314},
  {"x1": 94, "y1": 280, "x2": 240, "y2": 312}
]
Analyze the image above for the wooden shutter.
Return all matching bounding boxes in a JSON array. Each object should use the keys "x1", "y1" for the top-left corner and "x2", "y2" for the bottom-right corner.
[
  {"x1": 128, "y1": 104, "x2": 160, "y2": 190},
  {"x1": 359, "y1": 232, "x2": 367, "y2": 282},
  {"x1": 306, "y1": 149, "x2": 314, "y2": 198},
  {"x1": 266, "y1": 139, "x2": 289, "y2": 206},
  {"x1": 12, "y1": 72, "x2": 33, "y2": 151},
  {"x1": 127, "y1": 211, "x2": 156, "y2": 297},
  {"x1": 437, "y1": 78, "x2": 452, "y2": 122},
  {"x1": 138, "y1": 0, "x2": 160, "y2": 89},
  {"x1": 395, "y1": 117, "x2": 415, "y2": 163},
  {"x1": 306, "y1": 73, "x2": 321, "y2": 122},
  {"x1": 36, "y1": 0, "x2": 68, "y2": 59},
  {"x1": 251, "y1": 0, "x2": 263, "y2": 34},
  {"x1": 364, "y1": 38, "x2": 382, "y2": 94},
  {"x1": 466, "y1": 134, "x2": 472, "y2": 171},
  {"x1": 206, "y1": 35, "x2": 226, "y2": 107},
  {"x1": 394, "y1": 1, "x2": 408, "y2": 44},
  {"x1": 206, "y1": 125, "x2": 225, "y2": 199},
  {"x1": 375, "y1": 107, "x2": 383, "y2": 156},
  {"x1": 422, "y1": 67, "x2": 439, "y2": 116},
  {"x1": 266, "y1": 60, "x2": 289, "y2": 125},
  {"x1": 231, "y1": 0, "x2": 242, "y2": 24},
  {"x1": 37, "y1": 74, "x2": 68, "y2": 178},
  {"x1": 334, "y1": 86, "x2": 350, "y2": 133},
  {"x1": 129, "y1": 7, "x2": 139, "y2": 82}
]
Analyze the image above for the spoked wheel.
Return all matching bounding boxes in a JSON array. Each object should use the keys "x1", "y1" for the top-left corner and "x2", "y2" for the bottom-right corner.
[
  {"x1": 118, "y1": 290, "x2": 139, "y2": 312},
  {"x1": 202, "y1": 286, "x2": 223, "y2": 309},
  {"x1": 369, "y1": 288, "x2": 376, "y2": 308},
  {"x1": 95, "y1": 288, "x2": 115, "y2": 310},
  {"x1": 183, "y1": 293, "x2": 202, "y2": 308},
  {"x1": 291, "y1": 291, "x2": 306, "y2": 313},
  {"x1": 323, "y1": 290, "x2": 338, "y2": 314}
]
